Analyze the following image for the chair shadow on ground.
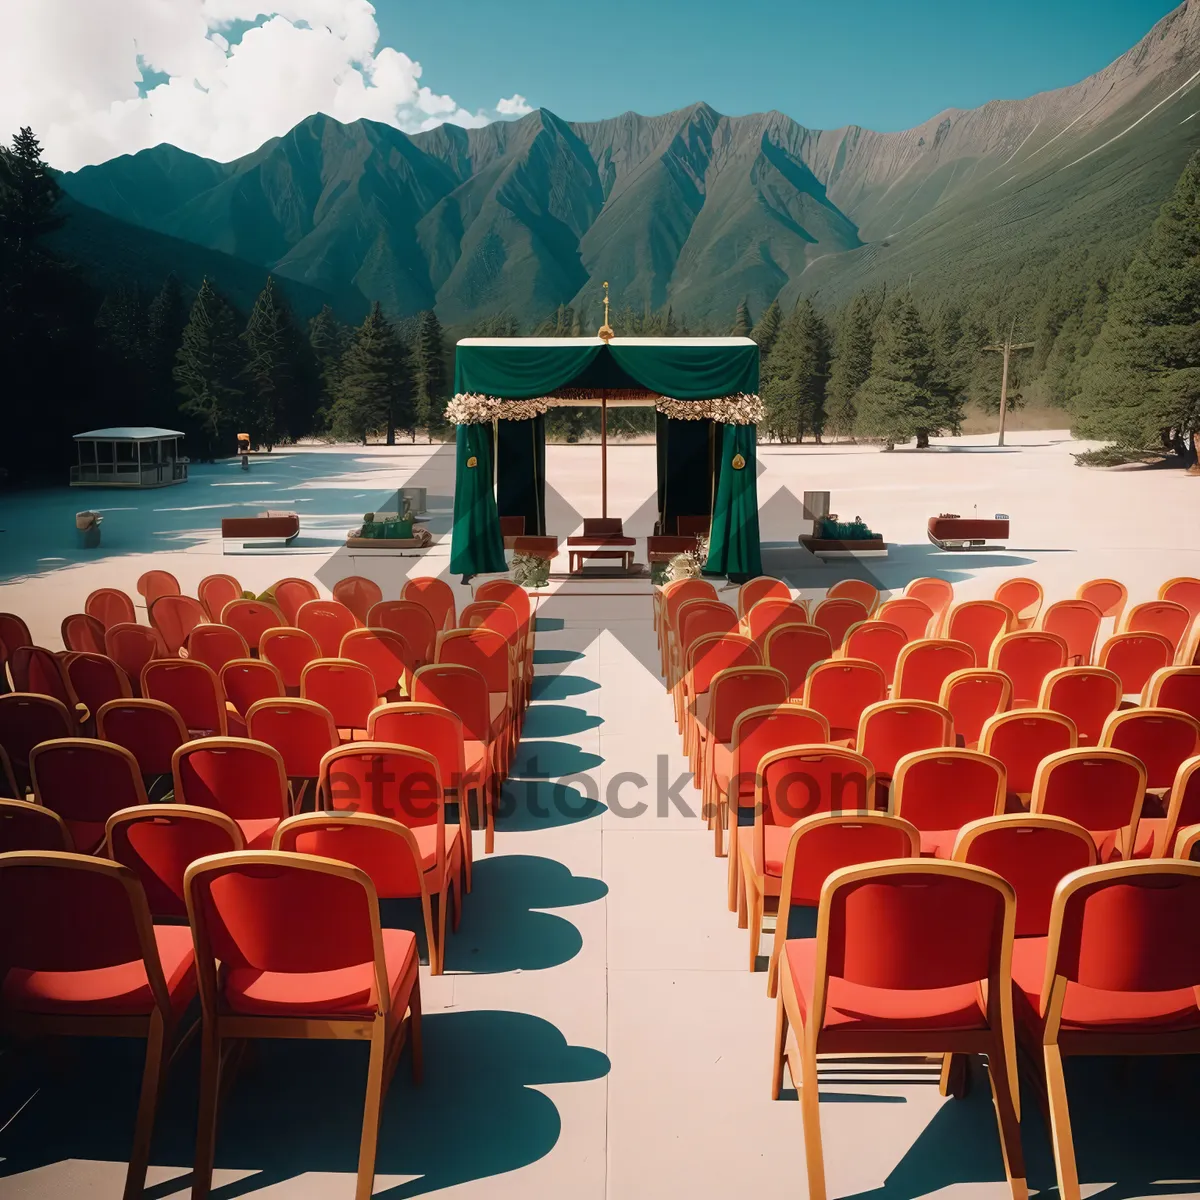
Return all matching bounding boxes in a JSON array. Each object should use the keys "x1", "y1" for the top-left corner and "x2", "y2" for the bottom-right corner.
[
  {"x1": 530, "y1": 674, "x2": 599, "y2": 702},
  {"x1": 510, "y1": 739, "x2": 604, "y2": 779},
  {"x1": 495, "y1": 779, "x2": 606, "y2": 831},
  {"x1": 0, "y1": 1009, "x2": 610, "y2": 1199},
  {"x1": 520, "y1": 704, "x2": 602, "y2": 739},
  {"x1": 533, "y1": 648, "x2": 586, "y2": 665}
]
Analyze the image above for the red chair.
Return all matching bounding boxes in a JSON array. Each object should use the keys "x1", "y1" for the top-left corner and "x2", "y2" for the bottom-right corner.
[
  {"x1": 66, "y1": 652, "x2": 132, "y2": 718},
  {"x1": 1160, "y1": 576, "x2": 1200, "y2": 621},
  {"x1": 802, "y1": 658, "x2": 887, "y2": 744},
  {"x1": 1178, "y1": 616, "x2": 1200, "y2": 666},
  {"x1": 1077, "y1": 577, "x2": 1128, "y2": 624},
  {"x1": 766, "y1": 812, "x2": 920, "y2": 996},
  {"x1": 679, "y1": 633, "x2": 762, "y2": 759},
  {"x1": 952, "y1": 814, "x2": 1097, "y2": 935},
  {"x1": 259, "y1": 625, "x2": 321, "y2": 693},
  {"x1": 658, "y1": 578, "x2": 718, "y2": 675},
  {"x1": 185, "y1": 624, "x2": 249, "y2": 674},
  {"x1": 893, "y1": 638, "x2": 974, "y2": 701},
  {"x1": 741, "y1": 746, "x2": 875, "y2": 969},
  {"x1": 744, "y1": 598, "x2": 810, "y2": 643},
  {"x1": 0, "y1": 611, "x2": 33, "y2": 666},
  {"x1": 61, "y1": 612, "x2": 107, "y2": 654},
  {"x1": 855, "y1": 700, "x2": 953, "y2": 799},
  {"x1": 245, "y1": 697, "x2": 339, "y2": 810},
  {"x1": 0, "y1": 692, "x2": 73, "y2": 792},
  {"x1": 874, "y1": 597, "x2": 935, "y2": 642},
  {"x1": 366, "y1": 600, "x2": 438, "y2": 668},
  {"x1": 437, "y1": 628, "x2": 517, "y2": 762},
  {"x1": 1100, "y1": 706, "x2": 1200, "y2": 791},
  {"x1": 811, "y1": 597, "x2": 869, "y2": 649},
  {"x1": 220, "y1": 599, "x2": 281, "y2": 650},
  {"x1": 107, "y1": 804, "x2": 243, "y2": 918},
  {"x1": 737, "y1": 576, "x2": 790, "y2": 618},
  {"x1": 136, "y1": 569, "x2": 180, "y2": 609},
  {"x1": 891, "y1": 748, "x2": 1006, "y2": 858},
  {"x1": 1037, "y1": 599, "x2": 1103, "y2": 666},
  {"x1": 0, "y1": 744, "x2": 17, "y2": 797},
  {"x1": 989, "y1": 630, "x2": 1068, "y2": 709},
  {"x1": 1155, "y1": 756, "x2": 1200, "y2": 857},
  {"x1": 85, "y1": 587, "x2": 136, "y2": 630},
  {"x1": 993, "y1": 577, "x2": 1043, "y2": 629},
  {"x1": 945, "y1": 599, "x2": 1013, "y2": 664},
  {"x1": 272, "y1": 576, "x2": 320, "y2": 625},
  {"x1": 149, "y1": 594, "x2": 209, "y2": 655},
  {"x1": 939, "y1": 668, "x2": 1012, "y2": 749},
  {"x1": 141, "y1": 658, "x2": 238, "y2": 737},
  {"x1": 825, "y1": 579, "x2": 879, "y2": 615},
  {"x1": 1011, "y1": 861, "x2": 1200, "y2": 1200},
  {"x1": 762, "y1": 624, "x2": 833, "y2": 701},
  {"x1": 1122, "y1": 599, "x2": 1191, "y2": 654},
  {"x1": 411, "y1": 664, "x2": 507, "y2": 801},
  {"x1": 1032, "y1": 747, "x2": 1147, "y2": 861},
  {"x1": 29, "y1": 738, "x2": 148, "y2": 853},
  {"x1": 197, "y1": 574, "x2": 243, "y2": 622},
  {"x1": 842, "y1": 620, "x2": 907, "y2": 686},
  {"x1": 172, "y1": 737, "x2": 289, "y2": 849},
  {"x1": 0, "y1": 852, "x2": 198, "y2": 1200},
  {"x1": 9, "y1": 645, "x2": 86, "y2": 723},
  {"x1": 670, "y1": 600, "x2": 740, "y2": 694},
  {"x1": 105, "y1": 623, "x2": 167, "y2": 693},
  {"x1": 96, "y1": 699, "x2": 189, "y2": 781},
  {"x1": 333, "y1": 576, "x2": 384, "y2": 626},
  {"x1": 403, "y1": 575, "x2": 458, "y2": 634},
  {"x1": 340, "y1": 628, "x2": 412, "y2": 702},
  {"x1": 475, "y1": 579, "x2": 536, "y2": 663},
  {"x1": 979, "y1": 709, "x2": 1077, "y2": 806},
  {"x1": 1037, "y1": 666, "x2": 1121, "y2": 746},
  {"x1": 1144, "y1": 665, "x2": 1200, "y2": 722},
  {"x1": 301, "y1": 658, "x2": 380, "y2": 740},
  {"x1": 184, "y1": 852, "x2": 421, "y2": 1200},
  {"x1": 904, "y1": 577, "x2": 955, "y2": 632},
  {"x1": 297, "y1": 598, "x2": 358, "y2": 659},
  {"x1": 0, "y1": 796, "x2": 72, "y2": 850},
  {"x1": 772, "y1": 860, "x2": 1025, "y2": 1200},
  {"x1": 1097, "y1": 631, "x2": 1174, "y2": 696},
  {"x1": 460, "y1": 600, "x2": 529, "y2": 711},
  {"x1": 219, "y1": 659, "x2": 284, "y2": 718}
]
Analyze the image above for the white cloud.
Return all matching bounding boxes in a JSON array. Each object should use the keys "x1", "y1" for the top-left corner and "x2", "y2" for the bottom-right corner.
[{"x1": 0, "y1": 0, "x2": 533, "y2": 170}]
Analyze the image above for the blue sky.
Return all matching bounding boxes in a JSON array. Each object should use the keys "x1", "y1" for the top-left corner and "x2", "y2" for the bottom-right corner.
[{"x1": 378, "y1": 0, "x2": 1180, "y2": 131}]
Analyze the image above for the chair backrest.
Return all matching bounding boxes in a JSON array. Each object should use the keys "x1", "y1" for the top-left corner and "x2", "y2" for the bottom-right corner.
[
  {"x1": 0, "y1": 693, "x2": 73, "y2": 788},
  {"x1": 945, "y1": 600, "x2": 1014, "y2": 663},
  {"x1": 245, "y1": 698, "x2": 339, "y2": 779},
  {"x1": 993, "y1": 577, "x2": 1043, "y2": 625},
  {"x1": 85, "y1": 588, "x2": 136, "y2": 630},
  {"x1": 842, "y1": 621, "x2": 907, "y2": 686},
  {"x1": 737, "y1": 576, "x2": 790, "y2": 618},
  {"x1": 780, "y1": 813, "x2": 920, "y2": 905},
  {"x1": 826, "y1": 579, "x2": 879, "y2": 615},
  {"x1": 730, "y1": 706, "x2": 831, "y2": 792},
  {"x1": 706, "y1": 667, "x2": 789, "y2": 744},
  {"x1": 874, "y1": 597, "x2": 935, "y2": 642},
  {"x1": 402, "y1": 576, "x2": 458, "y2": 633},
  {"x1": 1164, "y1": 756, "x2": 1200, "y2": 858},
  {"x1": 149, "y1": 594, "x2": 209, "y2": 655},
  {"x1": 410, "y1": 664, "x2": 492, "y2": 742},
  {"x1": 892, "y1": 638, "x2": 974, "y2": 701},
  {"x1": 107, "y1": 804, "x2": 243, "y2": 918},
  {"x1": 259, "y1": 626, "x2": 321, "y2": 690},
  {"x1": 1038, "y1": 599, "x2": 1103, "y2": 666},
  {"x1": 339, "y1": 628, "x2": 411, "y2": 697},
  {"x1": 1100, "y1": 706, "x2": 1200, "y2": 791},
  {"x1": 273, "y1": 577, "x2": 321, "y2": 625},
  {"x1": 0, "y1": 797, "x2": 71, "y2": 851},
  {"x1": 1097, "y1": 631, "x2": 1174, "y2": 696},
  {"x1": 499, "y1": 515, "x2": 525, "y2": 538},
  {"x1": 220, "y1": 599, "x2": 282, "y2": 649},
  {"x1": 583, "y1": 516, "x2": 623, "y2": 537},
  {"x1": 474, "y1": 580, "x2": 533, "y2": 641},
  {"x1": 802, "y1": 658, "x2": 887, "y2": 738},
  {"x1": 762, "y1": 624, "x2": 834, "y2": 699},
  {"x1": 664, "y1": 579, "x2": 719, "y2": 635},
  {"x1": 811, "y1": 597, "x2": 870, "y2": 648},
  {"x1": 332, "y1": 576, "x2": 384, "y2": 626},
  {"x1": 141, "y1": 658, "x2": 227, "y2": 735},
  {"x1": 197, "y1": 574, "x2": 243, "y2": 622},
  {"x1": 1124, "y1": 600, "x2": 1192, "y2": 653},
  {"x1": 61, "y1": 613, "x2": 107, "y2": 655},
  {"x1": 95, "y1": 698, "x2": 189, "y2": 777},
  {"x1": 321, "y1": 742, "x2": 445, "y2": 832},
  {"x1": 220, "y1": 658, "x2": 285, "y2": 717},
  {"x1": 938, "y1": 669, "x2": 1013, "y2": 748},
  {"x1": 855, "y1": 700, "x2": 954, "y2": 779},
  {"x1": 296, "y1": 599, "x2": 358, "y2": 659},
  {"x1": 437, "y1": 628, "x2": 512, "y2": 696},
  {"x1": 989, "y1": 631, "x2": 1068, "y2": 708},
  {"x1": 1076, "y1": 578, "x2": 1128, "y2": 623},
  {"x1": 686, "y1": 633, "x2": 762, "y2": 697},
  {"x1": 756, "y1": 745, "x2": 875, "y2": 828},
  {"x1": 745, "y1": 599, "x2": 810, "y2": 642},
  {"x1": 1144, "y1": 666, "x2": 1200, "y2": 722},
  {"x1": 1038, "y1": 666, "x2": 1122, "y2": 746},
  {"x1": 979, "y1": 709, "x2": 1077, "y2": 796},
  {"x1": 185, "y1": 624, "x2": 249, "y2": 674},
  {"x1": 953, "y1": 815, "x2": 1097, "y2": 937},
  {"x1": 891, "y1": 749, "x2": 1005, "y2": 831},
  {"x1": 367, "y1": 703, "x2": 467, "y2": 793},
  {"x1": 366, "y1": 600, "x2": 438, "y2": 667},
  {"x1": 64, "y1": 652, "x2": 132, "y2": 714},
  {"x1": 104, "y1": 623, "x2": 168, "y2": 689},
  {"x1": 185, "y1": 852, "x2": 388, "y2": 1016},
  {"x1": 137, "y1": 570, "x2": 180, "y2": 607},
  {"x1": 30, "y1": 738, "x2": 147, "y2": 849},
  {"x1": 460, "y1": 601, "x2": 523, "y2": 660},
  {"x1": 1031, "y1": 747, "x2": 1146, "y2": 855},
  {"x1": 1178, "y1": 616, "x2": 1200, "y2": 668},
  {"x1": 0, "y1": 745, "x2": 17, "y2": 798},
  {"x1": 173, "y1": 737, "x2": 289, "y2": 821},
  {"x1": 903, "y1": 578, "x2": 955, "y2": 626},
  {"x1": 10, "y1": 645, "x2": 79, "y2": 710},
  {"x1": 678, "y1": 601, "x2": 740, "y2": 656},
  {"x1": 301, "y1": 658, "x2": 380, "y2": 731},
  {"x1": 1160, "y1": 577, "x2": 1200, "y2": 621}
]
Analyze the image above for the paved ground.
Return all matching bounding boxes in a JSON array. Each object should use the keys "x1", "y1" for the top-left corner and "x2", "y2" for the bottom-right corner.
[{"x1": 1, "y1": 433, "x2": 1199, "y2": 1198}]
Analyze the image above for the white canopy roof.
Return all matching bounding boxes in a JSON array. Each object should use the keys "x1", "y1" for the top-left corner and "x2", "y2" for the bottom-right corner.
[
  {"x1": 456, "y1": 337, "x2": 756, "y2": 347},
  {"x1": 74, "y1": 427, "x2": 185, "y2": 440}
]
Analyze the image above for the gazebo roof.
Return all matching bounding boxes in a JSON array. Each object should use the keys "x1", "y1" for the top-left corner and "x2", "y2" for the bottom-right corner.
[{"x1": 74, "y1": 427, "x2": 185, "y2": 440}]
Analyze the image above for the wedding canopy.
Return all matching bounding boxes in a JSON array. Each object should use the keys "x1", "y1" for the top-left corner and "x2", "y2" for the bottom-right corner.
[{"x1": 448, "y1": 336, "x2": 763, "y2": 579}]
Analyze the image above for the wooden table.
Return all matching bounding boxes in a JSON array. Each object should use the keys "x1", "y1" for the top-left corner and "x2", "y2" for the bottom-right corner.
[{"x1": 566, "y1": 538, "x2": 637, "y2": 575}]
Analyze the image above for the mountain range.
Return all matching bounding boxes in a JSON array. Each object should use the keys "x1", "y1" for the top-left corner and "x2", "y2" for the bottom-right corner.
[{"x1": 55, "y1": 1, "x2": 1200, "y2": 328}]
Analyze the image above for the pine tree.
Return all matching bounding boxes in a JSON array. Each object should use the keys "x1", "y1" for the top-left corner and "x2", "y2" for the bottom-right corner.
[
  {"x1": 924, "y1": 304, "x2": 972, "y2": 446},
  {"x1": 731, "y1": 298, "x2": 753, "y2": 338},
  {"x1": 413, "y1": 309, "x2": 448, "y2": 441},
  {"x1": 174, "y1": 278, "x2": 243, "y2": 458},
  {"x1": 241, "y1": 277, "x2": 300, "y2": 450},
  {"x1": 2, "y1": 127, "x2": 65, "y2": 246},
  {"x1": 761, "y1": 300, "x2": 830, "y2": 442},
  {"x1": 146, "y1": 275, "x2": 187, "y2": 424},
  {"x1": 752, "y1": 299, "x2": 783, "y2": 359},
  {"x1": 308, "y1": 305, "x2": 348, "y2": 432},
  {"x1": 825, "y1": 290, "x2": 880, "y2": 438},
  {"x1": 330, "y1": 302, "x2": 409, "y2": 446},
  {"x1": 96, "y1": 285, "x2": 151, "y2": 422}
]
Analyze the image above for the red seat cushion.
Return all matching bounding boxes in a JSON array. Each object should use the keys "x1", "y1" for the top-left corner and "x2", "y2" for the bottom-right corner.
[
  {"x1": 2, "y1": 924, "x2": 196, "y2": 1019},
  {"x1": 752, "y1": 825, "x2": 792, "y2": 878},
  {"x1": 63, "y1": 819, "x2": 108, "y2": 855},
  {"x1": 785, "y1": 938, "x2": 988, "y2": 1032},
  {"x1": 221, "y1": 927, "x2": 418, "y2": 1018},
  {"x1": 918, "y1": 829, "x2": 961, "y2": 859},
  {"x1": 236, "y1": 817, "x2": 281, "y2": 850},
  {"x1": 462, "y1": 740, "x2": 490, "y2": 783},
  {"x1": 412, "y1": 824, "x2": 462, "y2": 887}
]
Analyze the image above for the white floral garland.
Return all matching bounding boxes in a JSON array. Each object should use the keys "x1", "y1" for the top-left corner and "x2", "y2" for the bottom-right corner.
[
  {"x1": 446, "y1": 391, "x2": 763, "y2": 425},
  {"x1": 445, "y1": 393, "x2": 551, "y2": 424}
]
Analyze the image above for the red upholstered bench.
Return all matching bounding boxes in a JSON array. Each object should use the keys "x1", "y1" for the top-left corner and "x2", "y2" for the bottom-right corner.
[
  {"x1": 647, "y1": 535, "x2": 699, "y2": 563},
  {"x1": 221, "y1": 511, "x2": 300, "y2": 544},
  {"x1": 927, "y1": 515, "x2": 1009, "y2": 550}
]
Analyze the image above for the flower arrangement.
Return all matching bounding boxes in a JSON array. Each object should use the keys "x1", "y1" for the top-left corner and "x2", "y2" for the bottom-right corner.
[
  {"x1": 663, "y1": 534, "x2": 710, "y2": 582},
  {"x1": 512, "y1": 550, "x2": 551, "y2": 589},
  {"x1": 655, "y1": 394, "x2": 764, "y2": 425},
  {"x1": 445, "y1": 393, "x2": 551, "y2": 424},
  {"x1": 446, "y1": 392, "x2": 763, "y2": 426}
]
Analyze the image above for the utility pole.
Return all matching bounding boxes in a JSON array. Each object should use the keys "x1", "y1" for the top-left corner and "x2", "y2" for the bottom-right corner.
[{"x1": 982, "y1": 318, "x2": 1035, "y2": 447}]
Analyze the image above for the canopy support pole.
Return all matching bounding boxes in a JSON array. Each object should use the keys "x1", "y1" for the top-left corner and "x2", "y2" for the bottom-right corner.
[{"x1": 601, "y1": 396, "x2": 608, "y2": 519}]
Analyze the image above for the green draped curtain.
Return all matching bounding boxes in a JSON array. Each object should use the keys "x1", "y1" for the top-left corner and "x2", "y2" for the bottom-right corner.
[
  {"x1": 657, "y1": 416, "x2": 715, "y2": 533},
  {"x1": 705, "y1": 423, "x2": 762, "y2": 580},
  {"x1": 450, "y1": 423, "x2": 506, "y2": 576},
  {"x1": 497, "y1": 416, "x2": 546, "y2": 536}
]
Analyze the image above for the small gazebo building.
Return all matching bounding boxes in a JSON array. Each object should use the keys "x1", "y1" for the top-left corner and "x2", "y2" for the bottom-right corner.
[{"x1": 71, "y1": 428, "x2": 188, "y2": 488}]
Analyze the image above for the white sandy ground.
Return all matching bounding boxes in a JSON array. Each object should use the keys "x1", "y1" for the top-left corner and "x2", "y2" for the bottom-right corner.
[{"x1": 1, "y1": 431, "x2": 1199, "y2": 1199}]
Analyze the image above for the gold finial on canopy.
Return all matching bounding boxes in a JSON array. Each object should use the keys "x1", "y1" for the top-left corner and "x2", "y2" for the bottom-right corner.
[{"x1": 598, "y1": 281, "x2": 614, "y2": 342}]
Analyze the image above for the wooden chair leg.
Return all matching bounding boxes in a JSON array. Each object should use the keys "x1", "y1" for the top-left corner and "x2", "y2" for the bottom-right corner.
[
  {"x1": 419, "y1": 891, "x2": 436, "y2": 972},
  {"x1": 799, "y1": 1037, "x2": 828, "y2": 1200},
  {"x1": 354, "y1": 1023, "x2": 389, "y2": 1200},
  {"x1": 191, "y1": 1025, "x2": 223, "y2": 1200},
  {"x1": 939, "y1": 1052, "x2": 969, "y2": 1098},
  {"x1": 737, "y1": 847, "x2": 750, "y2": 929},
  {"x1": 124, "y1": 1011, "x2": 167, "y2": 1200},
  {"x1": 485, "y1": 781, "x2": 496, "y2": 855},
  {"x1": 1044, "y1": 1044, "x2": 1081, "y2": 1200},
  {"x1": 436, "y1": 887, "x2": 449, "y2": 974},
  {"x1": 408, "y1": 981, "x2": 424, "y2": 1085},
  {"x1": 727, "y1": 815, "x2": 741, "y2": 912},
  {"x1": 771, "y1": 992, "x2": 789, "y2": 1100},
  {"x1": 713, "y1": 788, "x2": 724, "y2": 856},
  {"x1": 747, "y1": 877, "x2": 764, "y2": 971},
  {"x1": 987, "y1": 1042, "x2": 1029, "y2": 1200}
]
